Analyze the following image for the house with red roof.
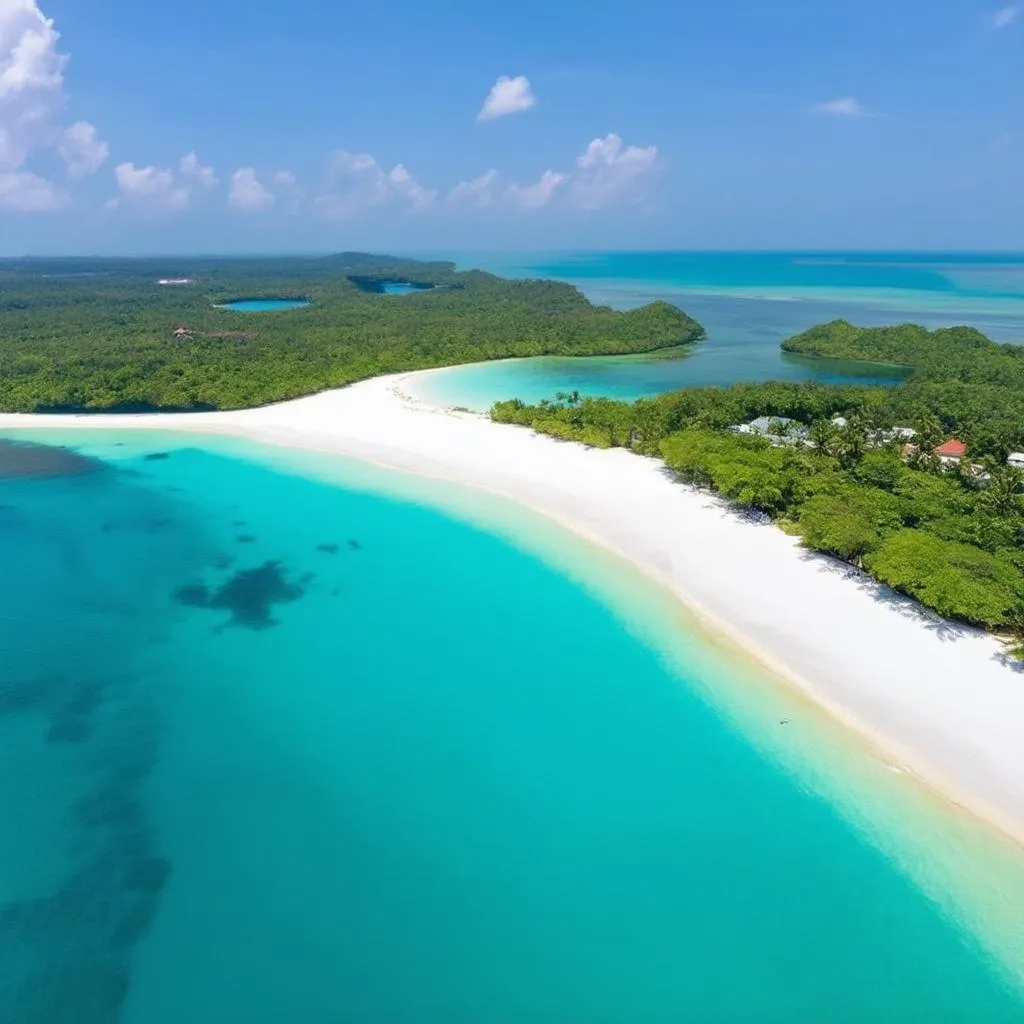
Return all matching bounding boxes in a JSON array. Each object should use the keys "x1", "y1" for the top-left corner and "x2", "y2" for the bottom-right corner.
[{"x1": 934, "y1": 439, "x2": 967, "y2": 465}]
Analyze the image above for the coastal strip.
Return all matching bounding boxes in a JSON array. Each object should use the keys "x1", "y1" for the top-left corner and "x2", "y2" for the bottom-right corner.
[{"x1": 2, "y1": 371, "x2": 1024, "y2": 844}]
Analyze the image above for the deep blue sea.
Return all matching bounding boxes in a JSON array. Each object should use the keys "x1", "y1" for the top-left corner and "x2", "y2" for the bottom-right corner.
[
  {"x1": 3, "y1": 427, "x2": 1024, "y2": 1022},
  {"x1": 415, "y1": 251, "x2": 1024, "y2": 410}
]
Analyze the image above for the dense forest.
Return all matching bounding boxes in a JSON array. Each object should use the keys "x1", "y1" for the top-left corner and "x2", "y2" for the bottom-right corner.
[
  {"x1": 0, "y1": 254, "x2": 703, "y2": 412},
  {"x1": 492, "y1": 322, "x2": 1024, "y2": 648}
]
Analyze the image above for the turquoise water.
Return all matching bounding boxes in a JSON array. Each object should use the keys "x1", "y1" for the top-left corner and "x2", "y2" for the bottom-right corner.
[
  {"x1": 415, "y1": 252, "x2": 1024, "y2": 410},
  {"x1": 3, "y1": 430, "x2": 1024, "y2": 1021},
  {"x1": 219, "y1": 298, "x2": 310, "y2": 312},
  {"x1": 381, "y1": 282, "x2": 434, "y2": 296}
]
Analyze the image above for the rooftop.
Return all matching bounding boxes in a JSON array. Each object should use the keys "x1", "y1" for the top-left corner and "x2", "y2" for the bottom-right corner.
[{"x1": 934, "y1": 439, "x2": 968, "y2": 459}]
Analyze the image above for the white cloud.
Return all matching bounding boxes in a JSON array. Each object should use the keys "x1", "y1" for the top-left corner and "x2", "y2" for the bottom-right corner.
[
  {"x1": 812, "y1": 97, "x2": 868, "y2": 117},
  {"x1": 315, "y1": 150, "x2": 435, "y2": 218},
  {"x1": 568, "y1": 133, "x2": 658, "y2": 209},
  {"x1": 58, "y1": 120, "x2": 107, "y2": 178},
  {"x1": 989, "y1": 5, "x2": 1017, "y2": 27},
  {"x1": 273, "y1": 170, "x2": 297, "y2": 188},
  {"x1": 0, "y1": 1, "x2": 107, "y2": 209},
  {"x1": 0, "y1": 169, "x2": 63, "y2": 211},
  {"x1": 447, "y1": 169, "x2": 499, "y2": 207},
  {"x1": 477, "y1": 75, "x2": 536, "y2": 122},
  {"x1": 228, "y1": 166, "x2": 274, "y2": 211},
  {"x1": 114, "y1": 161, "x2": 190, "y2": 213},
  {"x1": 180, "y1": 151, "x2": 217, "y2": 190},
  {"x1": 387, "y1": 163, "x2": 437, "y2": 210},
  {"x1": 506, "y1": 169, "x2": 568, "y2": 209}
]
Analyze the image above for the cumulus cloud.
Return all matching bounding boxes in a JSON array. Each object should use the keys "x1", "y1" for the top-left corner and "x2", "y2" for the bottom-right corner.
[
  {"x1": 989, "y1": 5, "x2": 1017, "y2": 27},
  {"x1": 58, "y1": 120, "x2": 108, "y2": 178},
  {"x1": 812, "y1": 97, "x2": 868, "y2": 117},
  {"x1": 477, "y1": 75, "x2": 536, "y2": 122},
  {"x1": 506, "y1": 169, "x2": 568, "y2": 209},
  {"x1": 568, "y1": 133, "x2": 658, "y2": 209},
  {"x1": 228, "y1": 167, "x2": 274, "y2": 211},
  {"x1": 109, "y1": 151, "x2": 218, "y2": 214},
  {"x1": 180, "y1": 151, "x2": 217, "y2": 190},
  {"x1": 315, "y1": 150, "x2": 436, "y2": 218},
  {"x1": 113, "y1": 162, "x2": 191, "y2": 213},
  {"x1": 0, "y1": 1, "x2": 107, "y2": 210},
  {"x1": 447, "y1": 169, "x2": 500, "y2": 207},
  {"x1": 0, "y1": 169, "x2": 62, "y2": 211}
]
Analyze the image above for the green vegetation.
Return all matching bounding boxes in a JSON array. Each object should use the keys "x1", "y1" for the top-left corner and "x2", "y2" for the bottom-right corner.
[
  {"x1": 492, "y1": 323, "x2": 1024, "y2": 642},
  {"x1": 0, "y1": 254, "x2": 703, "y2": 412}
]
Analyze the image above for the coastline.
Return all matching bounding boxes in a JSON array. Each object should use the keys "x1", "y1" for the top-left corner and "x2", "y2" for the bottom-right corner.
[{"x1": 3, "y1": 371, "x2": 1024, "y2": 846}]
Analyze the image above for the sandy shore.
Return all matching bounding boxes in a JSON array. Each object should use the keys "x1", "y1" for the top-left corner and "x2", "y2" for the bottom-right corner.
[{"x1": 2, "y1": 371, "x2": 1024, "y2": 841}]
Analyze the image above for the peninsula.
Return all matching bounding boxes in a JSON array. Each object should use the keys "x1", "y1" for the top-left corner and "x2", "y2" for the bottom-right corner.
[{"x1": 494, "y1": 320, "x2": 1024, "y2": 648}]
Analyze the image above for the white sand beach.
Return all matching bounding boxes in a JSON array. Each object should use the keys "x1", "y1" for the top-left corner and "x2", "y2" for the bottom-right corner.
[{"x1": 2, "y1": 371, "x2": 1024, "y2": 842}]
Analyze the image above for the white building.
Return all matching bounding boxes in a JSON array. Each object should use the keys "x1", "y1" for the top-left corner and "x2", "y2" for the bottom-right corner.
[{"x1": 1008, "y1": 453, "x2": 1024, "y2": 469}]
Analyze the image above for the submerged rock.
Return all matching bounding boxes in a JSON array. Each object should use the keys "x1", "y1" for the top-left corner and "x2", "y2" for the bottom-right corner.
[{"x1": 174, "y1": 561, "x2": 308, "y2": 630}]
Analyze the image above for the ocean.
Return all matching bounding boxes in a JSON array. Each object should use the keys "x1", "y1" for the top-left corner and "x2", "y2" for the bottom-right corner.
[
  {"x1": 413, "y1": 251, "x2": 1024, "y2": 410},
  {"x1": 3, "y1": 427, "x2": 1024, "y2": 1022}
]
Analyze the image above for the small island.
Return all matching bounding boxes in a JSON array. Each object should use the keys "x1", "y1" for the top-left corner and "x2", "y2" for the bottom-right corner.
[{"x1": 0, "y1": 253, "x2": 703, "y2": 413}]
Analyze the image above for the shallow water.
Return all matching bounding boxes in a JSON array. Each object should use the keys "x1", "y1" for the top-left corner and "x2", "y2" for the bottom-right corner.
[
  {"x1": 2, "y1": 430, "x2": 1024, "y2": 1022},
  {"x1": 415, "y1": 251, "x2": 1024, "y2": 410}
]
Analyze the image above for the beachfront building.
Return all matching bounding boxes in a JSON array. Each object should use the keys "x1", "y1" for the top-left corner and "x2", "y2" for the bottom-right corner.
[{"x1": 730, "y1": 416, "x2": 809, "y2": 445}]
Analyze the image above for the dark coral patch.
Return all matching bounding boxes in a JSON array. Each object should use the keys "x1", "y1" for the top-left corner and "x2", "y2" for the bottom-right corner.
[
  {"x1": 316, "y1": 543, "x2": 339, "y2": 555},
  {"x1": 347, "y1": 539, "x2": 362, "y2": 550},
  {"x1": 143, "y1": 452, "x2": 171, "y2": 461},
  {"x1": 174, "y1": 561, "x2": 307, "y2": 630},
  {"x1": 236, "y1": 535, "x2": 257, "y2": 544},
  {"x1": 0, "y1": 439, "x2": 104, "y2": 479},
  {"x1": 174, "y1": 584, "x2": 210, "y2": 608}
]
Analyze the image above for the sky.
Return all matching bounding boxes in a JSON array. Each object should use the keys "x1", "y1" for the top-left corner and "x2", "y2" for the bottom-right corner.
[{"x1": 0, "y1": 0, "x2": 1022, "y2": 254}]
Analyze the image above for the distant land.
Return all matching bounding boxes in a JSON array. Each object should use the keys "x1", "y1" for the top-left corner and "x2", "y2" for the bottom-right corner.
[{"x1": 0, "y1": 253, "x2": 702, "y2": 413}]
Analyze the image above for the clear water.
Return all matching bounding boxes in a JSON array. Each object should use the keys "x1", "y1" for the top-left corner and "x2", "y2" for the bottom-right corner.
[
  {"x1": 414, "y1": 252, "x2": 1024, "y2": 410},
  {"x1": 3, "y1": 430, "x2": 1024, "y2": 1022},
  {"x1": 219, "y1": 299, "x2": 310, "y2": 312}
]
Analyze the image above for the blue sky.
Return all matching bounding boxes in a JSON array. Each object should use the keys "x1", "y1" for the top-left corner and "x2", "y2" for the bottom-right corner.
[{"x1": 1, "y1": 0, "x2": 1022, "y2": 253}]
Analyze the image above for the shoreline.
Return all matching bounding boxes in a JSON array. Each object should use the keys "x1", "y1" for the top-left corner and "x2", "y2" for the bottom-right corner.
[{"x1": 3, "y1": 371, "x2": 1024, "y2": 846}]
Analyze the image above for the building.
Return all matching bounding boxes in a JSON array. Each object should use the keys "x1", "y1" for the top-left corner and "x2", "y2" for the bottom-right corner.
[
  {"x1": 934, "y1": 439, "x2": 968, "y2": 466},
  {"x1": 158, "y1": 278, "x2": 194, "y2": 286},
  {"x1": 729, "y1": 416, "x2": 809, "y2": 446},
  {"x1": 1008, "y1": 452, "x2": 1024, "y2": 469},
  {"x1": 173, "y1": 326, "x2": 193, "y2": 339}
]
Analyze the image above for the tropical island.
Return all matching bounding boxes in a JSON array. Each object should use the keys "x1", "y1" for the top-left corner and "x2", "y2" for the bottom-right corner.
[
  {"x1": 1, "y1": 291, "x2": 1024, "y2": 840},
  {"x1": 0, "y1": 253, "x2": 702, "y2": 412},
  {"x1": 492, "y1": 320, "x2": 1024, "y2": 645}
]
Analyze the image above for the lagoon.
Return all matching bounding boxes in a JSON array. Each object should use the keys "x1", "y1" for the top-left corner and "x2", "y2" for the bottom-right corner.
[
  {"x1": 381, "y1": 281, "x2": 433, "y2": 296},
  {"x1": 2, "y1": 430, "x2": 1024, "y2": 1021},
  {"x1": 414, "y1": 252, "x2": 1024, "y2": 410},
  {"x1": 219, "y1": 298, "x2": 310, "y2": 312}
]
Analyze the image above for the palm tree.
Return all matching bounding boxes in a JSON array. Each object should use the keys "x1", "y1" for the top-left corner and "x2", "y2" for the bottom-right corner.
[{"x1": 808, "y1": 418, "x2": 838, "y2": 458}]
